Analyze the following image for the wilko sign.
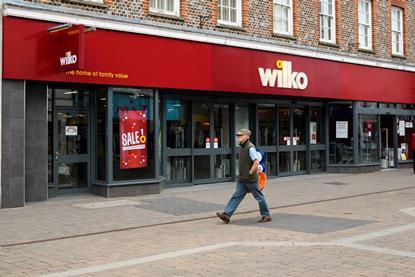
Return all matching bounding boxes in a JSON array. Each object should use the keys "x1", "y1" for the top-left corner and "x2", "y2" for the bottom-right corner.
[
  {"x1": 55, "y1": 25, "x2": 85, "y2": 72},
  {"x1": 258, "y1": 60, "x2": 308, "y2": 90},
  {"x1": 119, "y1": 110, "x2": 148, "y2": 169},
  {"x1": 60, "y1": 51, "x2": 78, "y2": 66}
]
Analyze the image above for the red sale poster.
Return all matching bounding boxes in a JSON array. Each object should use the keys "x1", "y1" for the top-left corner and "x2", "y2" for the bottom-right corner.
[{"x1": 119, "y1": 110, "x2": 147, "y2": 169}]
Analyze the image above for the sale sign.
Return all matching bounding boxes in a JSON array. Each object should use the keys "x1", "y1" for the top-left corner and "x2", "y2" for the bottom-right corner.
[{"x1": 119, "y1": 110, "x2": 147, "y2": 169}]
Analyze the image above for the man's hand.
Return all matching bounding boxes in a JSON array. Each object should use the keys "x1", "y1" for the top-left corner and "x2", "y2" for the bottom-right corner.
[{"x1": 249, "y1": 160, "x2": 259, "y2": 175}]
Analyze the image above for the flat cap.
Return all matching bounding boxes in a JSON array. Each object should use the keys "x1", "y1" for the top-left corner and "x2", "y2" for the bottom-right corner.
[{"x1": 236, "y1": 128, "x2": 251, "y2": 136}]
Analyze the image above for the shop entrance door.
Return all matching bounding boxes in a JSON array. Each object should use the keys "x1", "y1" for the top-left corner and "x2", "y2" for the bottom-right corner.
[
  {"x1": 380, "y1": 115, "x2": 395, "y2": 168},
  {"x1": 53, "y1": 109, "x2": 91, "y2": 194},
  {"x1": 278, "y1": 107, "x2": 307, "y2": 175}
]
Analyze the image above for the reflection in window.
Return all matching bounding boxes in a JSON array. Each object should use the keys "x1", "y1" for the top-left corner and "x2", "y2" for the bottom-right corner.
[
  {"x1": 262, "y1": 152, "x2": 277, "y2": 176},
  {"x1": 235, "y1": 104, "x2": 249, "y2": 146},
  {"x1": 359, "y1": 114, "x2": 379, "y2": 163},
  {"x1": 214, "y1": 104, "x2": 230, "y2": 148},
  {"x1": 397, "y1": 116, "x2": 414, "y2": 161},
  {"x1": 310, "y1": 108, "x2": 323, "y2": 144},
  {"x1": 329, "y1": 104, "x2": 354, "y2": 165},
  {"x1": 293, "y1": 108, "x2": 305, "y2": 145},
  {"x1": 279, "y1": 152, "x2": 291, "y2": 173},
  {"x1": 96, "y1": 90, "x2": 107, "y2": 181},
  {"x1": 311, "y1": 151, "x2": 324, "y2": 170},
  {"x1": 279, "y1": 107, "x2": 290, "y2": 145},
  {"x1": 54, "y1": 89, "x2": 90, "y2": 107},
  {"x1": 214, "y1": 155, "x2": 231, "y2": 178},
  {"x1": 194, "y1": 156, "x2": 210, "y2": 179},
  {"x1": 193, "y1": 103, "x2": 210, "y2": 148},
  {"x1": 167, "y1": 156, "x2": 190, "y2": 182},
  {"x1": 166, "y1": 100, "x2": 190, "y2": 148},
  {"x1": 258, "y1": 105, "x2": 275, "y2": 146},
  {"x1": 112, "y1": 89, "x2": 154, "y2": 181}
]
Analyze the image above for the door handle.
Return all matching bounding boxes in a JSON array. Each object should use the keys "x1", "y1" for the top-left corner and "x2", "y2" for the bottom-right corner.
[{"x1": 55, "y1": 152, "x2": 60, "y2": 160}]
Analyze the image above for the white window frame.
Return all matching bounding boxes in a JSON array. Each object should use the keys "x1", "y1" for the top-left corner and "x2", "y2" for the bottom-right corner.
[
  {"x1": 218, "y1": 0, "x2": 242, "y2": 27},
  {"x1": 358, "y1": 0, "x2": 372, "y2": 50},
  {"x1": 391, "y1": 6, "x2": 404, "y2": 56},
  {"x1": 320, "y1": 0, "x2": 336, "y2": 43},
  {"x1": 273, "y1": 0, "x2": 293, "y2": 36},
  {"x1": 150, "y1": 0, "x2": 180, "y2": 17}
]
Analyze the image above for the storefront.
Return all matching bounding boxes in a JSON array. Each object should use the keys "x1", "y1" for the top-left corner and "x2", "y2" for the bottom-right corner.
[{"x1": 2, "y1": 16, "x2": 414, "y2": 207}]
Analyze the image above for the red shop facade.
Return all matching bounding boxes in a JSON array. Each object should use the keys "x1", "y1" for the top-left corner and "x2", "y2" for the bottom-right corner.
[{"x1": 2, "y1": 16, "x2": 415, "y2": 208}]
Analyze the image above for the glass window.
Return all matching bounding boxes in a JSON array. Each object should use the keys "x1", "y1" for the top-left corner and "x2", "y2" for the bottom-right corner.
[
  {"x1": 310, "y1": 107, "x2": 323, "y2": 144},
  {"x1": 214, "y1": 155, "x2": 231, "y2": 178},
  {"x1": 311, "y1": 150, "x2": 325, "y2": 171},
  {"x1": 359, "y1": 114, "x2": 379, "y2": 163},
  {"x1": 54, "y1": 88, "x2": 90, "y2": 107},
  {"x1": 112, "y1": 89, "x2": 154, "y2": 181},
  {"x1": 329, "y1": 104, "x2": 354, "y2": 165},
  {"x1": 320, "y1": 0, "x2": 336, "y2": 43},
  {"x1": 214, "y1": 104, "x2": 230, "y2": 148},
  {"x1": 218, "y1": 0, "x2": 242, "y2": 26},
  {"x1": 150, "y1": 0, "x2": 180, "y2": 16},
  {"x1": 262, "y1": 152, "x2": 277, "y2": 176},
  {"x1": 193, "y1": 103, "x2": 210, "y2": 149},
  {"x1": 357, "y1": 101, "x2": 377, "y2": 109},
  {"x1": 379, "y1": 103, "x2": 395, "y2": 109},
  {"x1": 293, "y1": 151, "x2": 306, "y2": 172},
  {"x1": 48, "y1": 88, "x2": 53, "y2": 184},
  {"x1": 258, "y1": 105, "x2": 275, "y2": 146},
  {"x1": 96, "y1": 90, "x2": 107, "y2": 181},
  {"x1": 397, "y1": 116, "x2": 414, "y2": 161},
  {"x1": 293, "y1": 108, "x2": 305, "y2": 145},
  {"x1": 274, "y1": 0, "x2": 293, "y2": 35},
  {"x1": 167, "y1": 156, "x2": 191, "y2": 182},
  {"x1": 396, "y1": 104, "x2": 415, "y2": 110},
  {"x1": 235, "y1": 104, "x2": 249, "y2": 176},
  {"x1": 279, "y1": 107, "x2": 290, "y2": 145},
  {"x1": 166, "y1": 100, "x2": 190, "y2": 148},
  {"x1": 57, "y1": 112, "x2": 88, "y2": 155},
  {"x1": 391, "y1": 7, "x2": 404, "y2": 55},
  {"x1": 279, "y1": 152, "x2": 291, "y2": 173},
  {"x1": 358, "y1": 0, "x2": 372, "y2": 50},
  {"x1": 194, "y1": 156, "x2": 210, "y2": 179}
]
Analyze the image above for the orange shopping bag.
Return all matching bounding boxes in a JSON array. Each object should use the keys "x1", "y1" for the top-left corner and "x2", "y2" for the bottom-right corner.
[{"x1": 258, "y1": 171, "x2": 267, "y2": 191}]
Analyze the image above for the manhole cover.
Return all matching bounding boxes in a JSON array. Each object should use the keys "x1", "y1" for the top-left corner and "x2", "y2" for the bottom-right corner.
[{"x1": 324, "y1": 182, "x2": 349, "y2": 186}]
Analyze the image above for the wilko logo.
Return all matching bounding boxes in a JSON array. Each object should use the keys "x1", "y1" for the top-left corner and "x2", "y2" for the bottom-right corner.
[
  {"x1": 60, "y1": 51, "x2": 78, "y2": 66},
  {"x1": 258, "y1": 60, "x2": 308, "y2": 90}
]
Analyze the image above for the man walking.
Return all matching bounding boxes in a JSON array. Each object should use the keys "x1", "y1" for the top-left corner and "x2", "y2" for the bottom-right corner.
[{"x1": 216, "y1": 128, "x2": 272, "y2": 224}]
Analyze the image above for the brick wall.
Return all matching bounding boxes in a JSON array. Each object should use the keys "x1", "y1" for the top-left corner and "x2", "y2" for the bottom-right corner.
[{"x1": 19, "y1": 0, "x2": 415, "y2": 63}]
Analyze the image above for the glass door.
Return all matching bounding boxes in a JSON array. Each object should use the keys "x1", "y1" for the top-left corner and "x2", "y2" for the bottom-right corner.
[
  {"x1": 278, "y1": 107, "x2": 307, "y2": 175},
  {"x1": 53, "y1": 110, "x2": 90, "y2": 194},
  {"x1": 193, "y1": 102, "x2": 232, "y2": 184}
]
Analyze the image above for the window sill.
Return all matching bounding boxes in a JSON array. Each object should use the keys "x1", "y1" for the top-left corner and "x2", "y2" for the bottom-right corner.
[
  {"x1": 358, "y1": 48, "x2": 374, "y2": 54},
  {"x1": 272, "y1": 33, "x2": 297, "y2": 41},
  {"x1": 216, "y1": 23, "x2": 245, "y2": 32},
  {"x1": 391, "y1": 54, "x2": 406, "y2": 59},
  {"x1": 66, "y1": 0, "x2": 107, "y2": 8},
  {"x1": 148, "y1": 12, "x2": 184, "y2": 21},
  {"x1": 319, "y1": 41, "x2": 339, "y2": 48}
]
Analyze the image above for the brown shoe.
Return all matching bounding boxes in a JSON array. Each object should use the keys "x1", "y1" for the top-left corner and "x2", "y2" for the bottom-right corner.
[
  {"x1": 258, "y1": 216, "x2": 272, "y2": 223},
  {"x1": 216, "y1": 212, "x2": 230, "y2": 224}
]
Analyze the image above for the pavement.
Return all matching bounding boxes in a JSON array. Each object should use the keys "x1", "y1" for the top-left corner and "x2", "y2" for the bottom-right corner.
[{"x1": 0, "y1": 169, "x2": 414, "y2": 276}]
